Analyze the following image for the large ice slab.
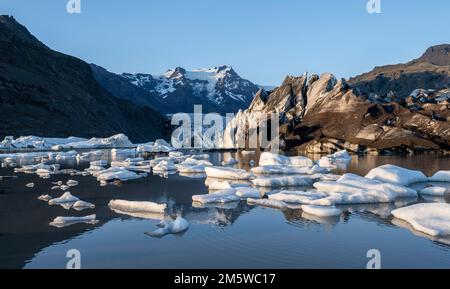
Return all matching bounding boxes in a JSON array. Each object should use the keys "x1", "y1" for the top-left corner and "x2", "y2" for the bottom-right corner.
[
  {"x1": 392, "y1": 203, "x2": 450, "y2": 236},
  {"x1": 206, "y1": 179, "x2": 251, "y2": 190},
  {"x1": 301, "y1": 205, "x2": 342, "y2": 217},
  {"x1": 269, "y1": 190, "x2": 328, "y2": 204},
  {"x1": 192, "y1": 189, "x2": 240, "y2": 204},
  {"x1": 235, "y1": 187, "x2": 261, "y2": 199},
  {"x1": 50, "y1": 214, "x2": 98, "y2": 228},
  {"x1": 366, "y1": 164, "x2": 427, "y2": 186},
  {"x1": 429, "y1": 171, "x2": 450, "y2": 182},
  {"x1": 205, "y1": 166, "x2": 252, "y2": 180},
  {"x1": 247, "y1": 198, "x2": 287, "y2": 210},
  {"x1": 108, "y1": 199, "x2": 166, "y2": 213},
  {"x1": 96, "y1": 167, "x2": 144, "y2": 182},
  {"x1": 63, "y1": 134, "x2": 133, "y2": 149},
  {"x1": 252, "y1": 176, "x2": 313, "y2": 187},
  {"x1": 0, "y1": 135, "x2": 86, "y2": 150},
  {"x1": 259, "y1": 152, "x2": 313, "y2": 167},
  {"x1": 317, "y1": 150, "x2": 352, "y2": 169}
]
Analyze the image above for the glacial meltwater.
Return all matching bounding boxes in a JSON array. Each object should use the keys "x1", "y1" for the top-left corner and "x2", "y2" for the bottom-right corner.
[{"x1": 1, "y1": 150, "x2": 450, "y2": 269}]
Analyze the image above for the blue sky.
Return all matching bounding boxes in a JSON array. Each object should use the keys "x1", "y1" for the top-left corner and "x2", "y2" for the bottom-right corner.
[{"x1": 1, "y1": 0, "x2": 449, "y2": 85}]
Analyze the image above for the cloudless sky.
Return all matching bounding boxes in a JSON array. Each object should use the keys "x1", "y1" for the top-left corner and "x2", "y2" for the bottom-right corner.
[{"x1": 1, "y1": 0, "x2": 449, "y2": 85}]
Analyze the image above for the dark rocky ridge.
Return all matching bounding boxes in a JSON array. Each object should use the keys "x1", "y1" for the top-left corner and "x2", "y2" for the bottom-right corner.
[
  {"x1": 0, "y1": 15, "x2": 170, "y2": 142},
  {"x1": 349, "y1": 44, "x2": 450, "y2": 99},
  {"x1": 234, "y1": 68, "x2": 450, "y2": 153}
]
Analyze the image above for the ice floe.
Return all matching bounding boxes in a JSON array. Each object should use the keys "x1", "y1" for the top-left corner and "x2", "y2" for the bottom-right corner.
[
  {"x1": 25, "y1": 182, "x2": 34, "y2": 188},
  {"x1": 0, "y1": 135, "x2": 86, "y2": 150},
  {"x1": 66, "y1": 179, "x2": 79, "y2": 187},
  {"x1": 235, "y1": 187, "x2": 261, "y2": 199},
  {"x1": 192, "y1": 189, "x2": 240, "y2": 204},
  {"x1": 49, "y1": 214, "x2": 98, "y2": 228},
  {"x1": 206, "y1": 179, "x2": 251, "y2": 191},
  {"x1": 251, "y1": 165, "x2": 311, "y2": 175},
  {"x1": 221, "y1": 157, "x2": 238, "y2": 166},
  {"x1": 48, "y1": 192, "x2": 80, "y2": 205},
  {"x1": 428, "y1": 171, "x2": 450, "y2": 182},
  {"x1": 252, "y1": 176, "x2": 313, "y2": 187},
  {"x1": 108, "y1": 199, "x2": 167, "y2": 214},
  {"x1": 301, "y1": 205, "x2": 342, "y2": 217},
  {"x1": 153, "y1": 160, "x2": 177, "y2": 172},
  {"x1": 419, "y1": 186, "x2": 448, "y2": 196},
  {"x1": 62, "y1": 134, "x2": 133, "y2": 149},
  {"x1": 37, "y1": 194, "x2": 53, "y2": 202},
  {"x1": 72, "y1": 200, "x2": 95, "y2": 210},
  {"x1": 205, "y1": 166, "x2": 252, "y2": 180},
  {"x1": 145, "y1": 217, "x2": 190, "y2": 238},
  {"x1": 95, "y1": 167, "x2": 144, "y2": 183},
  {"x1": 259, "y1": 152, "x2": 313, "y2": 167},
  {"x1": 268, "y1": 190, "x2": 328, "y2": 204},
  {"x1": 391, "y1": 203, "x2": 450, "y2": 236},
  {"x1": 137, "y1": 139, "x2": 173, "y2": 153},
  {"x1": 317, "y1": 150, "x2": 352, "y2": 169},
  {"x1": 247, "y1": 198, "x2": 287, "y2": 210},
  {"x1": 366, "y1": 164, "x2": 428, "y2": 186}
]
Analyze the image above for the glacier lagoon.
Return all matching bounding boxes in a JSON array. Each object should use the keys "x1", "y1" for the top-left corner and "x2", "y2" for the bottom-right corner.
[{"x1": 1, "y1": 150, "x2": 450, "y2": 269}]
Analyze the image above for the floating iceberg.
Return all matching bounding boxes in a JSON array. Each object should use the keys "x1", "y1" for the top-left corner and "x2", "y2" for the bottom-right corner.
[
  {"x1": 259, "y1": 152, "x2": 313, "y2": 167},
  {"x1": 25, "y1": 183, "x2": 34, "y2": 188},
  {"x1": 205, "y1": 166, "x2": 252, "y2": 180},
  {"x1": 0, "y1": 135, "x2": 86, "y2": 150},
  {"x1": 37, "y1": 194, "x2": 53, "y2": 202},
  {"x1": 206, "y1": 179, "x2": 250, "y2": 190},
  {"x1": 48, "y1": 192, "x2": 80, "y2": 205},
  {"x1": 153, "y1": 160, "x2": 177, "y2": 172},
  {"x1": 62, "y1": 134, "x2": 133, "y2": 149},
  {"x1": 429, "y1": 171, "x2": 450, "y2": 182},
  {"x1": 366, "y1": 164, "x2": 427, "y2": 186},
  {"x1": 192, "y1": 189, "x2": 240, "y2": 204},
  {"x1": 252, "y1": 176, "x2": 313, "y2": 187},
  {"x1": 301, "y1": 205, "x2": 342, "y2": 217},
  {"x1": 235, "y1": 187, "x2": 261, "y2": 199},
  {"x1": 49, "y1": 214, "x2": 98, "y2": 228},
  {"x1": 317, "y1": 150, "x2": 352, "y2": 169},
  {"x1": 221, "y1": 157, "x2": 238, "y2": 166},
  {"x1": 247, "y1": 198, "x2": 287, "y2": 210},
  {"x1": 268, "y1": 190, "x2": 328, "y2": 204},
  {"x1": 108, "y1": 199, "x2": 166, "y2": 214},
  {"x1": 137, "y1": 139, "x2": 173, "y2": 153},
  {"x1": 66, "y1": 179, "x2": 79, "y2": 187},
  {"x1": 419, "y1": 186, "x2": 447, "y2": 196},
  {"x1": 145, "y1": 217, "x2": 190, "y2": 238},
  {"x1": 392, "y1": 203, "x2": 450, "y2": 236},
  {"x1": 96, "y1": 167, "x2": 143, "y2": 182},
  {"x1": 72, "y1": 200, "x2": 95, "y2": 210},
  {"x1": 251, "y1": 165, "x2": 311, "y2": 175}
]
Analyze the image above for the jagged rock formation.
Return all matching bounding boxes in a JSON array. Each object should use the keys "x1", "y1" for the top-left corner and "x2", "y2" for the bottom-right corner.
[
  {"x1": 223, "y1": 72, "x2": 450, "y2": 153},
  {"x1": 0, "y1": 15, "x2": 170, "y2": 142}
]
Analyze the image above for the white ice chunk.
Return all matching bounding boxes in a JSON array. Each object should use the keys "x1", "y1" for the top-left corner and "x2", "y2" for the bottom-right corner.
[
  {"x1": 25, "y1": 183, "x2": 35, "y2": 188},
  {"x1": 192, "y1": 189, "x2": 239, "y2": 204},
  {"x1": 49, "y1": 214, "x2": 98, "y2": 228},
  {"x1": 63, "y1": 134, "x2": 132, "y2": 149},
  {"x1": 37, "y1": 194, "x2": 52, "y2": 202},
  {"x1": 206, "y1": 180, "x2": 250, "y2": 190},
  {"x1": 146, "y1": 217, "x2": 189, "y2": 238},
  {"x1": 48, "y1": 192, "x2": 79, "y2": 205},
  {"x1": 66, "y1": 179, "x2": 78, "y2": 187},
  {"x1": 251, "y1": 165, "x2": 311, "y2": 175},
  {"x1": 235, "y1": 187, "x2": 261, "y2": 199},
  {"x1": 392, "y1": 203, "x2": 450, "y2": 236},
  {"x1": 269, "y1": 190, "x2": 328, "y2": 204},
  {"x1": 205, "y1": 166, "x2": 252, "y2": 180},
  {"x1": 72, "y1": 200, "x2": 95, "y2": 210},
  {"x1": 108, "y1": 199, "x2": 166, "y2": 213},
  {"x1": 252, "y1": 176, "x2": 313, "y2": 187},
  {"x1": 247, "y1": 198, "x2": 287, "y2": 210},
  {"x1": 419, "y1": 186, "x2": 448, "y2": 196},
  {"x1": 429, "y1": 171, "x2": 450, "y2": 182},
  {"x1": 259, "y1": 152, "x2": 313, "y2": 167},
  {"x1": 366, "y1": 164, "x2": 427, "y2": 186},
  {"x1": 301, "y1": 205, "x2": 342, "y2": 217},
  {"x1": 153, "y1": 160, "x2": 177, "y2": 172},
  {"x1": 96, "y1": 167, "x2": 143, "y2": 182}
]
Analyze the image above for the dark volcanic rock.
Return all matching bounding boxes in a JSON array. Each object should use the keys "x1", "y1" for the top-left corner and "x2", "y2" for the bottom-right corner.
[
  {"x1": 349, "y1": 44, "x2": 450, "y2": 99},
  {"x1": 0, "y1": 15, "x2": 170, "y2": 142}
]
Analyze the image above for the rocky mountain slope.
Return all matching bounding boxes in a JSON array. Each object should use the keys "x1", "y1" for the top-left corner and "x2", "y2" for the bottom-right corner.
[
  {"x1": 223, "y1": 70, "x2": 450, "y2": 153},
  {"x1": 0, "y1": 15, "x2": 170, "y2": 142},
  {"x1": 120, "y1": 65, "x2": 261, "y2": 114},
  {"x1": 349, "y1": 44, "x2": 450, "y2": 99}
]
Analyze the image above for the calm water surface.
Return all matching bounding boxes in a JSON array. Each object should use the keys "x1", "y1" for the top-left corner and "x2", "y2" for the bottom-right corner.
[{"x1": 1, "y1": 151, "x2": 450, "y2": 269}]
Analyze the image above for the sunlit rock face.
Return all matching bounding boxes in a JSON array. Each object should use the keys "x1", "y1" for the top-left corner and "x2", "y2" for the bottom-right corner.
[{"x1": 221, "y1": 71, "x2": 450, "y2": 153}]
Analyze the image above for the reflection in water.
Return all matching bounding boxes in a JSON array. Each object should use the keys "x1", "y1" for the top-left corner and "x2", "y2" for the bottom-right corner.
[{"x1": 1, "y1": 150, "x2": 450, "y2": 268}]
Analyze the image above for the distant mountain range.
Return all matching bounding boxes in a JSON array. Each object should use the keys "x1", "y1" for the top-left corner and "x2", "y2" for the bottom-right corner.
[
  {"x1": 93, "y1": 64, "x2": 264, "y2": 114},
  {"x1": 0, "y1": 15, "x2": 169, "y2": 142}
]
